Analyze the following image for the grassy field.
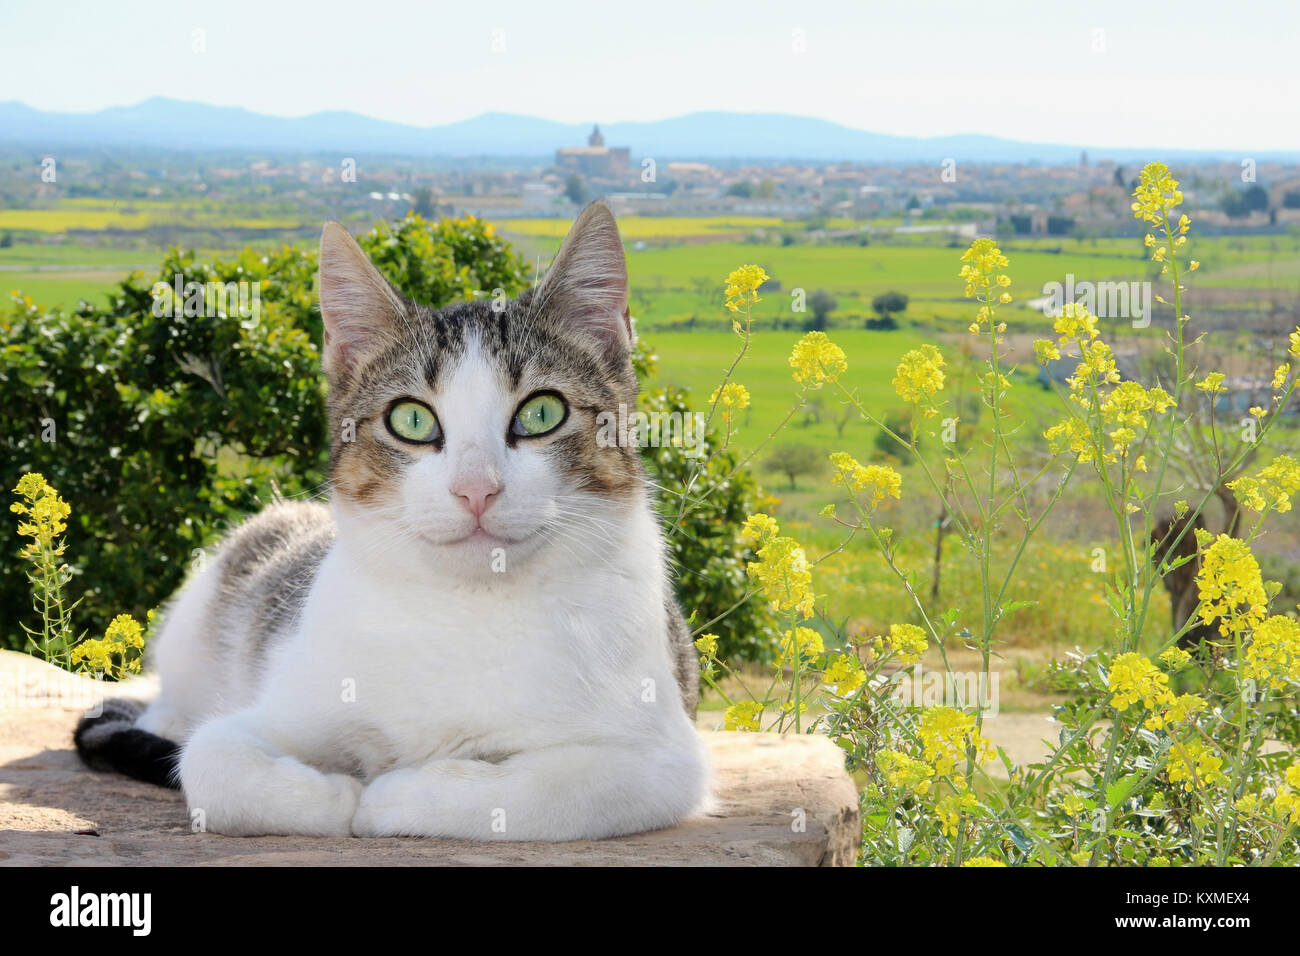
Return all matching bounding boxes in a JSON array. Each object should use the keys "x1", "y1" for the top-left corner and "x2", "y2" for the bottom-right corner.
[{"x1": 5, "y1": 217, "x2": 1295, "y2": 680}]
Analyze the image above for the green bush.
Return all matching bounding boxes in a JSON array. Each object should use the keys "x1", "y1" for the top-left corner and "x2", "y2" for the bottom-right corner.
[{"x1": 0, "y1": 214, "x2": 527, "y2": 649}]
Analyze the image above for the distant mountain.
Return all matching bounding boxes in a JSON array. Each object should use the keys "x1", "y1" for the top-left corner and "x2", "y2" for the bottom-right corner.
[{"x1": 0, "y1": 98, "x2": 1291, "y2": 164}]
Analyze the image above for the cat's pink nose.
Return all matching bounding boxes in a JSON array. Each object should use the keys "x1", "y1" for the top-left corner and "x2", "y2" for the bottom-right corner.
[{"x1": 452, "y1": 477, "x2": 502, "y2": 518}]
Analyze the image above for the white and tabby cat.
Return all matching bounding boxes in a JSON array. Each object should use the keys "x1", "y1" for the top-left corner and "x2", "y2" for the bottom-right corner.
[{"x1": 75, "y1": 203, "x2": 710, "y2": 840}]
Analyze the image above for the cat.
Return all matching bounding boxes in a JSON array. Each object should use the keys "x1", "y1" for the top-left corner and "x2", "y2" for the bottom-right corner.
[{"x1": 74, "y1": 202, "x2": 710, "y2": 840}]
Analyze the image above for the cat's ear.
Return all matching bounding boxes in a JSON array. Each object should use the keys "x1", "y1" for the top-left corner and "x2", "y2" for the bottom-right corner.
[
  {"x1": 318, "y1": 222, "x2": 406, "y2": 377},
  {"x1": 538, "y1": 201, "x2": 631, "y2": 358}
]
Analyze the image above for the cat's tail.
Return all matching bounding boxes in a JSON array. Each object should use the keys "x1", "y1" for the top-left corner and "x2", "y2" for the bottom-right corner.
[{"x1": 73, "y1": 698, "x2": 182, "y2": 789}]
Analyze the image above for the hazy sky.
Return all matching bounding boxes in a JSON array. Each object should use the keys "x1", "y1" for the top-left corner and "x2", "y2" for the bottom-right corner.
[{"x1": 3, "y1": 0, "x2": 1297, "y2": 150}]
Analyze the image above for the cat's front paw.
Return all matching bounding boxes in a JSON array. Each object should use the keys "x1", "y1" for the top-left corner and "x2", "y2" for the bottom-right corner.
[{"x1": 352, "y1": 767, "x2": 427, "y2": 837}]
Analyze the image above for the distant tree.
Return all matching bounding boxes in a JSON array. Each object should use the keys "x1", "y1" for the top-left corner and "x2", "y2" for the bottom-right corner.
[
  {"x1": 1222, "y1": 184, "x2": 1269, "y2": 219},
  {"x1": 801, "y1": 398, "x2": 824, "y2": 427},
  {"x1": 564, "y1": 174, "x2": 587, "y2": 206},
  {"x1": 1284, "y1": 191, "x2": 1300, "y2": 210},
  {"x1": 0, "y1": 231, "x2": 12, "y2": 249},
  {"x1": 763, "y1": 443, "x2": 825, "y2": 489},
  {"x1": 806, "y1": 289, "x2": 838, "y2": 331},
  {"x1": 411, "y1": 187, "x2": 437, "y2": 220},
  {"x1": 871, "y1": 290, "x2": 909, "y2": 322},
  {"x1": 726, "y1": 181, "x2": 754, "y2": 198},
  {"x1": 756, "y1": 179, "x2": 776, "y2": 198},
  {"x1": 872, "y1": 409, "x2": 913, "y2": 460}
]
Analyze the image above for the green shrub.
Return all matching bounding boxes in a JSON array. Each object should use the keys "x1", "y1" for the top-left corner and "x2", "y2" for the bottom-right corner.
[{"x1": 0, "y1": 214, "x2": 527, "y2": 649}]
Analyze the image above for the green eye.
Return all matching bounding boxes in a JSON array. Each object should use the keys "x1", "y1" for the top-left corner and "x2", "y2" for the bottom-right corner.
[
  {"x1": 513, "y1": 393, "x2": 567, "y2": 437},
  {"x1": 387, "y1": 400, "x2": 440, "y2": 443}
]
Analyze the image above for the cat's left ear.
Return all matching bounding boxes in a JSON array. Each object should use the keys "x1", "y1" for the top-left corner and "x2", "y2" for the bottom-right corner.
[
  {"x1": 318, "y1": 221, "x2": 407, "y2": 379},
  {"x1": 537, "y1": 201, "x2": 632, "y2": 359}
]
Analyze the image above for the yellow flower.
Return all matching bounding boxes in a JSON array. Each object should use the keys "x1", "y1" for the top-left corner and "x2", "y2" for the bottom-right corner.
[
  {"x1": 876, "y1": 750, "x2": 934, "y2": 795},
  {"x1": 1053, "y1": 302, "x2": 1099, "y2": 343},
  {"x1": 710, "y1": 382, "x2": 750, "y2": 413},
  {"x1": 823, "y1": 653, "x2": 865, "y2": 697},
  {"x1": 961, "y1": 856, "x2": 1005, "y2": 867},
  {"x1": 105, "y1": 613, "x2": 146, "y2": 650},
  {"x1": 828, "y1": 452, "x2": 901, "y2": 509},
  {"x1": 935, "y1": 790, "x2": 979, "y2": 838},
  {"x1": 917, "y1": 706, "x2": 994, "y2": 776},
  {"x1": 778, "y1": 626, "x2": 824, "y2": 668},
  {"x1": 1290, "y1": 327, "x2": 1300, "y2": 361},
  {"x1": 1167, "y1": 740, "x2": 1226, "y2": 793},
  {"x1": 724, "y1": 264, "x2": 768, "y2": 314},
  {"x1": 1108, "y1": 652, "x2": 1174, "y2": 714},
  {"x1": 1196, "y1": 534, "x2": 1268, "y2": 636},
  {"x1": 1272, "y1": 363, "x2": 1290, "y2": 390},
  {"x1": 740, "y1": 513, "x2": 780, "y2": 544},
  {"x1": 1158, "y1": 646, "x2": 1192, "y2": 671},
  {"x1": 71, "y1": 612, "x2": 147, "y2": 678},
  {"x1": 11, "y1": 472, "x2": 72, "y2": 552},
  {"x1": 1243, "y1": 615, "x2": 1300, "y2": 692},
  {"x1": 1159, "y1": 693, "x2": 1207, "y2": 729},
  {"x1": 1043, "y1": 417, "x2": 1093, "y2": 461},
  {"x1": 1033, "y1": 339, "x2": 1061, "y2": 364},
  {"x1": 1130, "y1": 162, "x2": 1184, "y2": 226},
  {"x1": 694, "y1": 633, "x2": 718, "y2": 659},
  {"x1": 1275, "y1": 764, "x2": 1300, "y2": 821},
  {"x1": 892, "y1": 344, "x2": 945, "y2": 408},
  {"x1": 883, "y1": 622, "x2": 928, "y2": 667},
  {"x1": 958, "y1": 238, "x2": 1010, "y2": 299},
  {"x1": 723, "y1": 700, "x2": 763, "y2": 732},
  {"x1": 746, "y1": 532, "x2": 815, "y2": 618},
  {"x1": 788, "y1": 331, "x2": 847, "y2": 386},
  {"x1": 1195, "y1": 372, "x2": 1227, "y2": 394},
  {"x1": 1228, "y1": 455, "x2": 1300, "y2": 515}
]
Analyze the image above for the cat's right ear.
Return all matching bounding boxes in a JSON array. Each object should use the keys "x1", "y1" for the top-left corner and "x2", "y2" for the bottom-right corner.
[{"x1": 318, "y1": 222, "x2": 405, "y2": 378}]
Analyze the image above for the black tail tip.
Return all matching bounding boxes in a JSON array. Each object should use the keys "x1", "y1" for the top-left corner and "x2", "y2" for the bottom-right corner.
[{"x1": 74, "y1": 699, "x2": 182, "y2": 790}]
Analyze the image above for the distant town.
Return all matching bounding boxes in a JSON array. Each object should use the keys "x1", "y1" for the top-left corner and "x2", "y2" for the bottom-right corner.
[{"x1": 6, "y1": 122, "x2": 1300, "y2": 252}]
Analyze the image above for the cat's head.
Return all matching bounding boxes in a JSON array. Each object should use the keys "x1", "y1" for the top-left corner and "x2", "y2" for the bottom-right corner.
[{"x1": 317, "y1": 202, "x2": 643, "y2": 576}]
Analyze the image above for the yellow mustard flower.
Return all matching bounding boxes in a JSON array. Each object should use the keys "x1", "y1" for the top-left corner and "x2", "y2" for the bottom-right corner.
[
  {"x1": 1166, "y1": 740, "x2": 1226, "y2": 793},
  {"x1": 823, "y1": 653, "x2": 865, "y2": 697},
  {"x1": 724, "y1": 264, "x2": 768, "y2": 314},
  {"x1": 882, "y1": 622, "x2": 928, "y2": 667},
  {"x1": 1243, "y1": 615, "x2": 1300, "y2": 692},
  {"x1": 958, "y1": 238, "x2": 1010, "y2": 300},
  {"x1": 828, "y1": 452, "x2": 902, "y2": 509},
  {"x1": 1196, "y1": 534, "x2": 1268, "y2": 636},
  {"x1": 1228, "y1": 455, "x2": 1300, "y2": 515},
  {"x1": 788, "y1": 331, "x2": 847, "y2": 385},
  {"x1": 1130, "y1": 162, "x2": 1184, "y2": 226},
  {"x1": 710, "y1": 382, "x2": 750, "y2": 414},
  {"x1": 876, "y1": 750, "x2": 934, "y2": 795},
  {"x1": 935, "y1": 790, "x2": 979, "y2": 838},
  {"x1": 1108, "y1": 652, "x2": 1175, "y2": 714},
  {"x1": 892, "y1": 344, "x2": 945, "y2": 409},
  {"x1": 723, "y1": 700, "x2": 763, "y2": 732},
  {"x1": 918, "y1": 706, "x2": 994, "y2": 776},
  {"x1": 1195, "y1": 372, "x2": 1227, "y2": 394},
  {"x1": 778, "y1": 626, "x2": 824, "y2": 668},
  {"x1": 746, "y1": 532, "x2": 815, "y2": 618}
]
